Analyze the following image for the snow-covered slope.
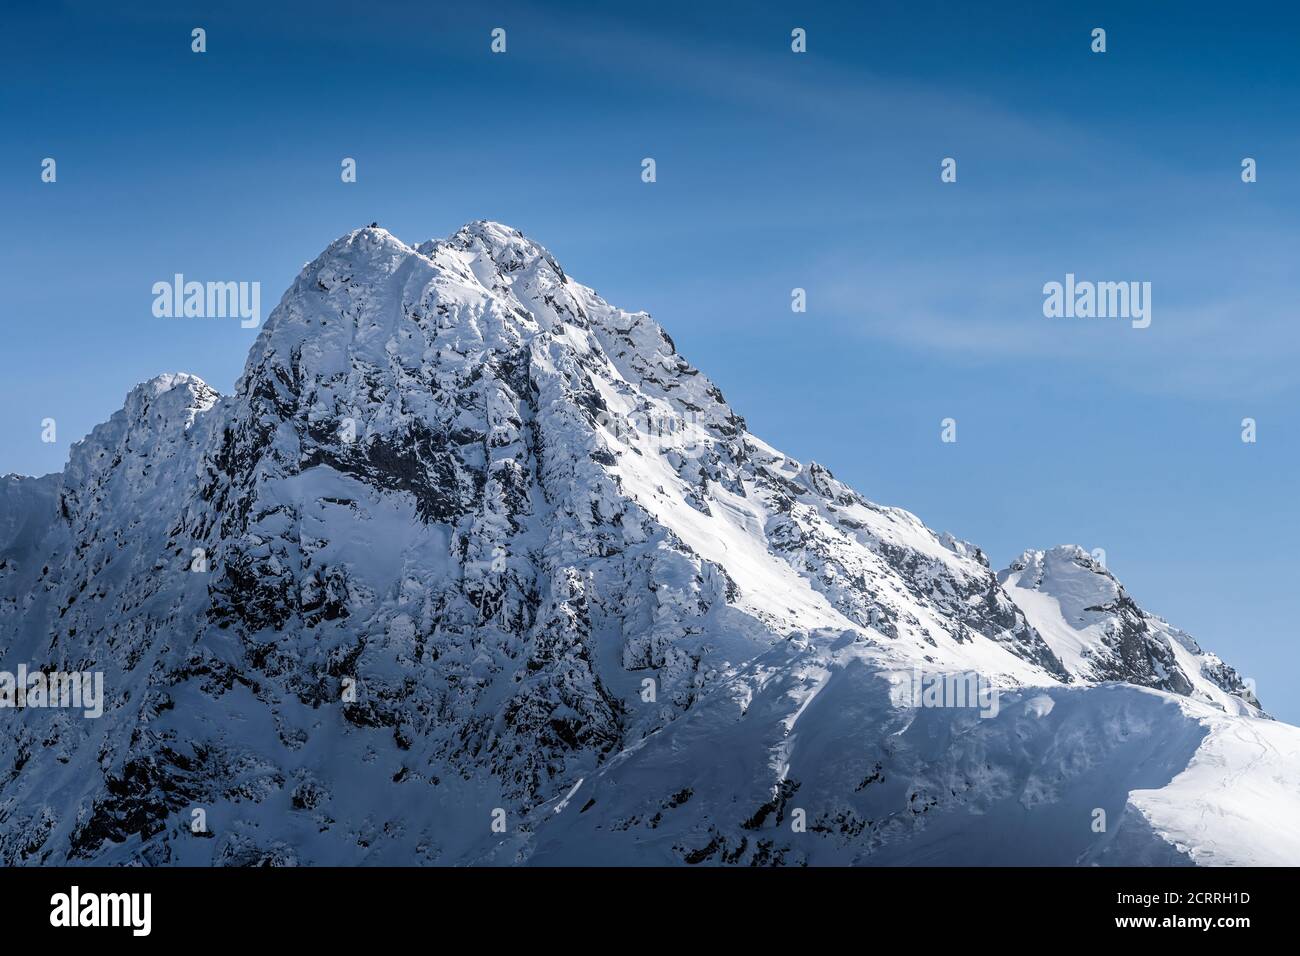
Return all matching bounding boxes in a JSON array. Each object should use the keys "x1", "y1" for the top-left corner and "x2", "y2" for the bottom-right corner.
[
  {"x1": 520, "y1": 665, "x2": 1300, "y2": 866},
  {"x1": 999, "y1": 546, "x2": 1260, "y2": 716},
  {"x1": 0, "y1": 222, "x2": 1292, "y2": 866}
]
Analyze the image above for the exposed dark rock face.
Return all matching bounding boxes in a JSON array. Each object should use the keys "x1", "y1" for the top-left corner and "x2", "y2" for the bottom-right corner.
[
  {"x1": 0, "y1": 223, "x2": 1269, "y2": 867},
  {"x1": 999, "y1": 546, "x2": 1261, "y2": 712}
]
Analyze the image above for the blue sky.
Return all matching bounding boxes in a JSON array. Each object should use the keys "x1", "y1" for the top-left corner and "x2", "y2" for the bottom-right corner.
[{"x1": 4, "y1": 1, "x2": 1299, "y2": 719}]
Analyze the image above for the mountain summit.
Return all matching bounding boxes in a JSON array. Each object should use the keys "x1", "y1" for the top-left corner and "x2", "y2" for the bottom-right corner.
[{"x1": 1, "y1": 222, "x2": 1295, "y2": 866}]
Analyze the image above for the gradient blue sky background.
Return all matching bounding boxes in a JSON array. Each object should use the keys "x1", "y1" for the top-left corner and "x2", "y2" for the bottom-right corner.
[{"x1": 4, "y1": 1, "x2": 1299, "y2": 720}]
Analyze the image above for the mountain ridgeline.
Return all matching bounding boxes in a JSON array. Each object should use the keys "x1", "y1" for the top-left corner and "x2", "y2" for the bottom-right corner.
[{"x1": 0, "y1": 222, "x2": 1289, "y2": 867}]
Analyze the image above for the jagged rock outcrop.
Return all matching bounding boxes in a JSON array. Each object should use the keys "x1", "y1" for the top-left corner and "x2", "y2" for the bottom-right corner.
[
  {"x1": 999, "y1": 546, "x2": 1260, "y2": 714},
  {"x1": 0, "y1": 222, "x2": 1288, "y2": 867}
]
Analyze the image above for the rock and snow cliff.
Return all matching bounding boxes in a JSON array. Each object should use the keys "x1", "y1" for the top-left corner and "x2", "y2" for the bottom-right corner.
[
  {"x1": 999, "y1": 546, "x2": 1260, "y2": 714},
  {"x1": 0, "y1": 222, "x2": 1293, "y2": 866}
]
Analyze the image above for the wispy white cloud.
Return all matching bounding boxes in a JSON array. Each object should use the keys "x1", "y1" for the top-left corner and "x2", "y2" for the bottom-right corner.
[{"x1": 812, "y1": 232, "x2": 1300, "y2": 398}]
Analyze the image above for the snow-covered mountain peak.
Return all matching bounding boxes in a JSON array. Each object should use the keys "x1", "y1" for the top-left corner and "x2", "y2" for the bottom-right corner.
[
  {"x1": 999, "y1": 546, "x2": 1261, "y2": 714},
  {"x1": 1001, "y1": 545, "x2": 1119, "y2": 623},
  {"x1": 0, "y1": 223, "x2": 1290, "y2": 867},
  {"x1": 63, "y1": 372, "x2": 218, "y2": 495},
  {"x1": 437, "y1": 219, "x2": 558, "y2": 271},
  {"x1": 309, "y1": 223, "x2": 417, "y2": 279},
  {"x1": 138, "y1": 371, "x2": 214, "y2": 400},
  {"x1": 116, "y1": 371, "x2": 219, "y2": 424}
]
